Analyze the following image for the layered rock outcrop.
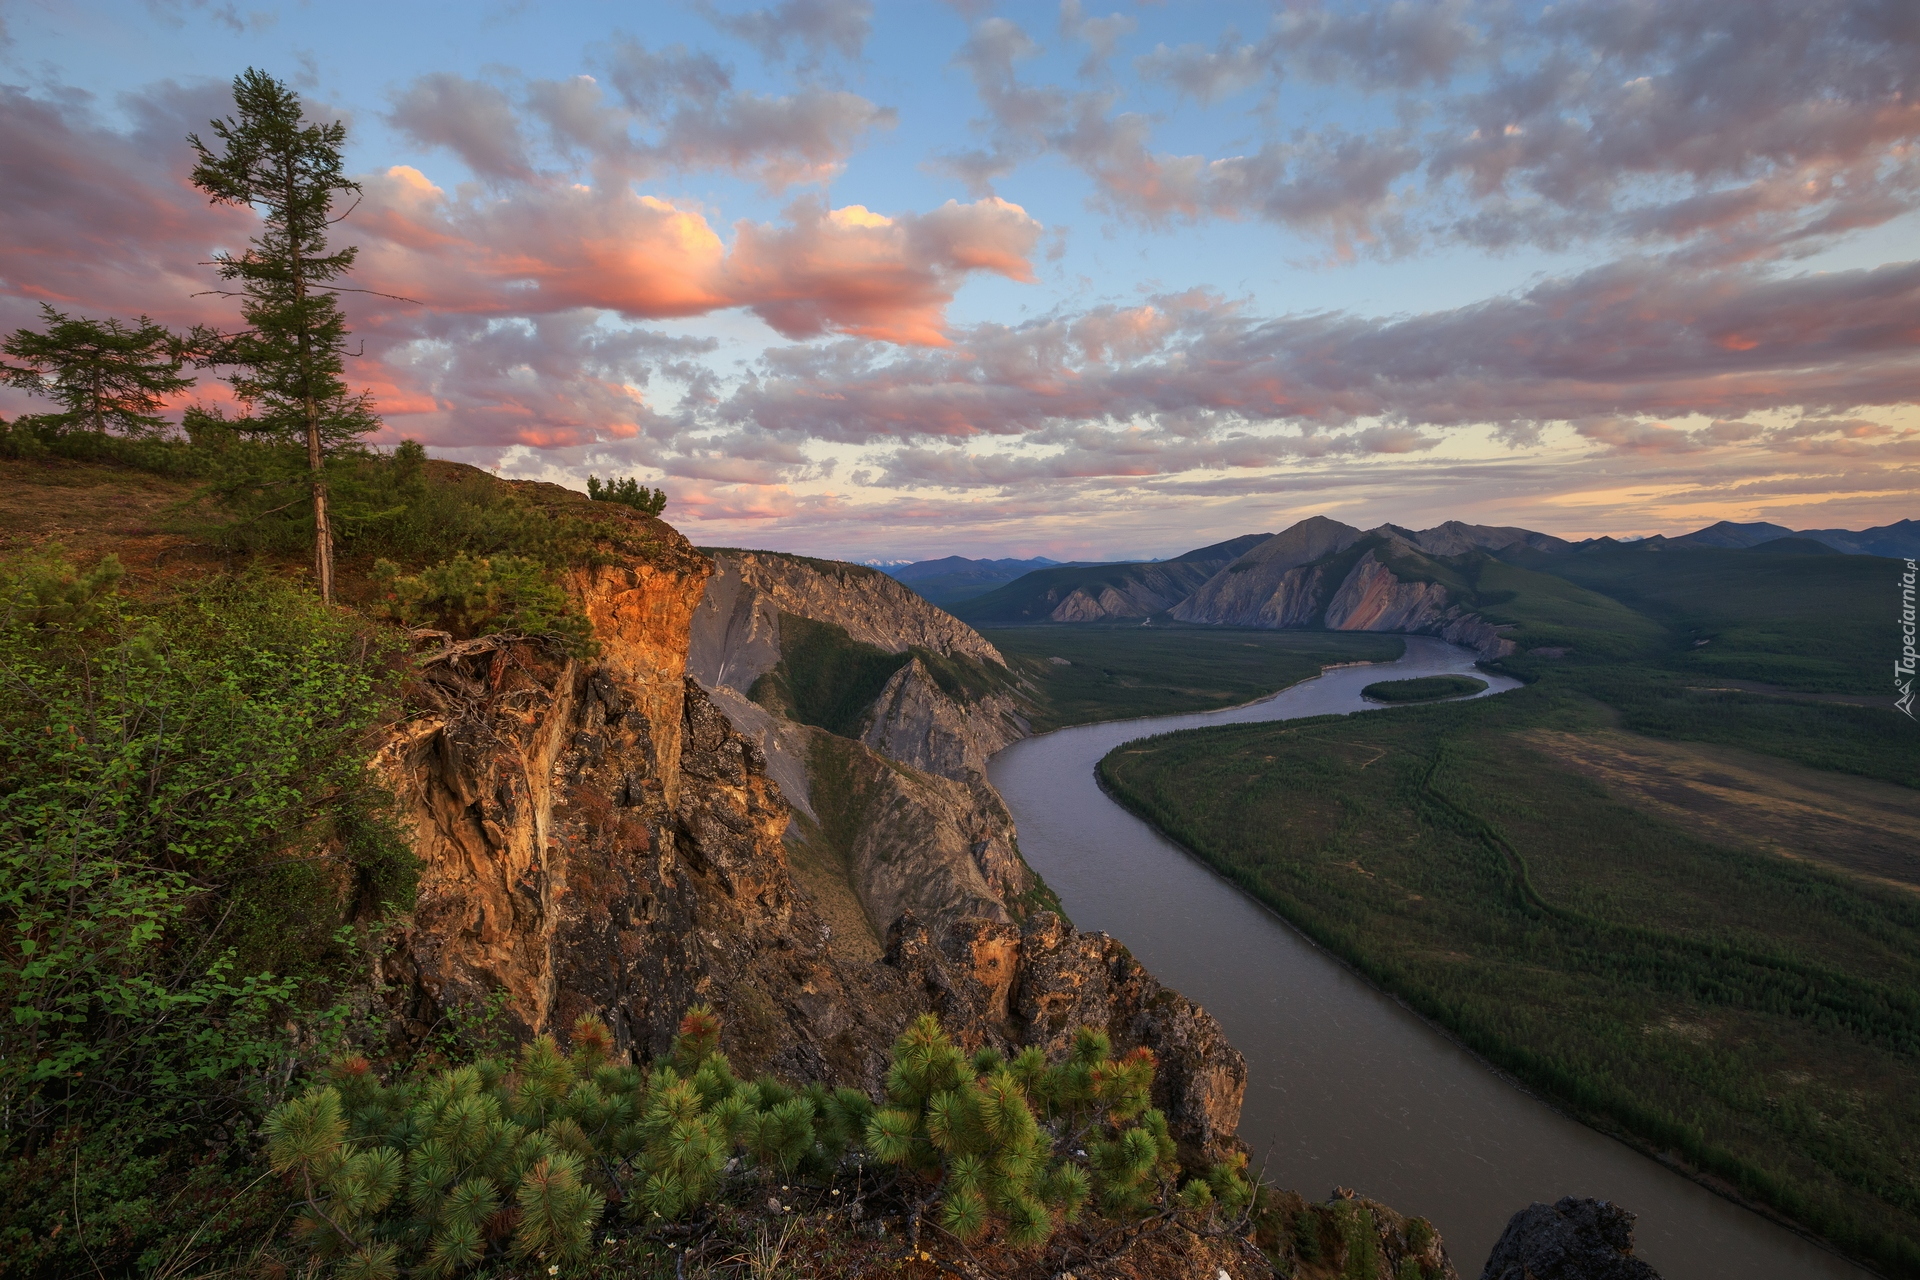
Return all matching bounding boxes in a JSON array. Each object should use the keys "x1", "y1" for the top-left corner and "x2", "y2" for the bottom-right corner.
[
  {"x1": 1046, "y1": 559, "x2": 1219, "y2": 622},
  {"x1": 858, "y1": 655, "x2": 1026, "y2": 783},
  {"x1": 1168, "y1": 521, "x2": 1522, "y2": 659},
  {"x1": 1324, "y1": 550, "x2": 1453, "y2": 632}
]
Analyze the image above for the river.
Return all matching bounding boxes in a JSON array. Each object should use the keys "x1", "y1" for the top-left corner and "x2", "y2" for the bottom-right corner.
[{"x1": 987, "y1": 635, "x2": 1871, "y2": 1280}]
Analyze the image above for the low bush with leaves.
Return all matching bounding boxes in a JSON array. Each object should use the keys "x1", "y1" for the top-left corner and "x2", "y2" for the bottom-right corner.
[
  {"x1": 260, "y1": 1007, "x2": 1258, "y2": 1278},
  {"x1": 0, "y1": 549, "x2": 412, "y2": 1274},
  {"x1": 371, "y1": 552, "x2": 596, "y2": 657}
]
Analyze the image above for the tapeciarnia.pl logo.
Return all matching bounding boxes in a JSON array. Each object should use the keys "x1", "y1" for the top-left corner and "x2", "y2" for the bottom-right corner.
[{"x1": 1899, "y1": 557, "x2": 1917, "y2": 720}]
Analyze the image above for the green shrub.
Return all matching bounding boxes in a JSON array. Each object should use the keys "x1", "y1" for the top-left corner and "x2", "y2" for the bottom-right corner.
[
  {"x1": 863, "y1": 1016, "x2": 1248, "y2": 1249},
  {"x1": 1293, "y1": 1207, "x2": 1323, "y2": 1260},
  {"x1": 1340, "y1": 1201, "x2": 1380, "y2": 1280},
  {"x1": 0, "y1": 551, "x2": 410, "y2": 1274},
  {"x1": 371, "y1": 552, "x2": 596, "y2": 657}
]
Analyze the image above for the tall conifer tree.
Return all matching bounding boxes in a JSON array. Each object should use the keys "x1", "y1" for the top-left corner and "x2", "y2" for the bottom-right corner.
[{"x1": 190, "y1": 69, "x2": 377, "y2": 602}]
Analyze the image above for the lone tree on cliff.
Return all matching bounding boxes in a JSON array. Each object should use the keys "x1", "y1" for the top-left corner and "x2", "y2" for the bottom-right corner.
[
  {"x1": 190, "y1": 68, "x2": 381, "y2": 603},
  {"x1": 0, "y1": 304, "x2": 200, "y2": 437}
]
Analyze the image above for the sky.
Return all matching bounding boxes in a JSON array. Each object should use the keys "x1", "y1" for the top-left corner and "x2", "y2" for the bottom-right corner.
[{"x1": 2, "y1": 0, "x2": 1916, "y2": 562}]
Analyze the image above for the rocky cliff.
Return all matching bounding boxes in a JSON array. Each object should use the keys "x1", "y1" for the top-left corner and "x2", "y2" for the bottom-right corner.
[
  {"x1": 1167, "y1": 521, "x2": 1521, "y2": 659},
  {"x1": 688, "y1": 548, "x2": 1035, "y2": 930},
  {"x1": 374, "y1": 516, "x2": 1246, "y2": 1165},
  {"x1": 700, "y1": 547, "x2": 1004, "y2": 664}
]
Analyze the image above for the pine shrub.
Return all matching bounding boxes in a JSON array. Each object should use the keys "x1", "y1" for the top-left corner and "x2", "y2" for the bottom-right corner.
[
  {"x1": 370, "y1": 552, "x2": 596, "y2": 657},
  {"x1": 263, "y1": 1005, "x2": 1262, "y2": 1275}
]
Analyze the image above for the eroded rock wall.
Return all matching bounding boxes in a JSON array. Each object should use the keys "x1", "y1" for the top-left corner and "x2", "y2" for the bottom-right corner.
[
  {"x1": 858, "y1": 656, "x2": 1026, "y2": 783},
  {"x1": 715, "y1": 549, "x2": 1004, "y2": 664},
  {"x1": 377, "y1": 525, "x2": 1243, "y2": 1161}
]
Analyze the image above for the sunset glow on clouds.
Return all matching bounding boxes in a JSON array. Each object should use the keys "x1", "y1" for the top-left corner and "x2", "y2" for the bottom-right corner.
[{"x1": 1, "y1": 0, "x2": 1915, "y2": 559}]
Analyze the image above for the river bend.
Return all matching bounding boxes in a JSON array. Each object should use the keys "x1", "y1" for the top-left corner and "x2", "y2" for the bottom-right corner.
[{"x1": 987, "y1": 635, "x2": 1869, "y2": 1280}]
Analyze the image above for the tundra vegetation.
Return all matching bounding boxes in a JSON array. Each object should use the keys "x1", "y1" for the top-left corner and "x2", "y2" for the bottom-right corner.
[{"x1": 1099, "y1": 539, "x2": 1920, "y2": 1276}]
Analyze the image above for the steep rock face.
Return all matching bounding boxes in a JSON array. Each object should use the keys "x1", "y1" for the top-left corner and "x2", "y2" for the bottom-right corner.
[
  {"x1": 1320, "y1": 552, "x2": 1517, "y2": 659},
  {"x1": 690, "y1": 549, "x2": 1034, "y2": 939},
  {"x1": 1324, "y1": 551, "x2": 1453, "y2": 632},
  {"x1": 858, "y1": 656, "x2": 1026, "y2": 783},
  {"x1": 814, "y1": 732, "x2": 1028, "y2": 934},
  {"x1": 713, "y1": 549, "x2": 1003, "y2": 664},
  {"x1": 1172, "y1": 516, "x2": 1363, "y2": 625},
  {"x1": 1481, "y1": 1197, "x2": 1662, "y2": 1280},
  {"x1": 1046, "y1": 560, "x2": 1218, "y2": 622},
  {"x1": 685, "y1": 554, "x2": 783, "y2": 696},
  {"x1": 1437, "y1": 611, "x2": 1519, "y2": 659}
]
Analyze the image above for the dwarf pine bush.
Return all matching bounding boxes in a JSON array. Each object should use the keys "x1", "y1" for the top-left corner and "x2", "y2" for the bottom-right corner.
[
  {"x1": 369, "y1": 552, "x2": 596, "y2": 657},
  {"x1": 263, "y1": 1006, "x2": 1257, "y2": 1275},
  {"x1": 864, "y1": 1015, "x2": 1251, "y2": 1250},
  {"x1": 261, "y1": 1008, "x2": 873, "y2": 1277}
]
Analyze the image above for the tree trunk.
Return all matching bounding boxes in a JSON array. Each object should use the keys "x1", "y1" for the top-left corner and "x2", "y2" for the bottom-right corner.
[
  {"x1": 289, "y1": 168, "x2": 333, "y2": 604},
  {"x1": 307, "y1": 385, "x2": 333, "y2": 603}
]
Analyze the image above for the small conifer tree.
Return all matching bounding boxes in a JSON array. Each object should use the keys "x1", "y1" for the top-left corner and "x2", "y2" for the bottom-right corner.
[
  {"x1": 586, "y1": 474, "x2": 668, "y2": 516},
  {"x1": 0, "y1": 304, "x2": 199, "y2": 437}
]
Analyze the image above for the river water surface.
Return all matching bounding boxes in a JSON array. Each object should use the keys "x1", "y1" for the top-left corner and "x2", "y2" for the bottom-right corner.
[{"x1": 987, "y1": 635, "x2": 1870, "y2": 1280}]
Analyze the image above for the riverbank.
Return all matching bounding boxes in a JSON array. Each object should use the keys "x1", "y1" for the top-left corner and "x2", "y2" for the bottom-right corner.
[
  {"x1": 1095, "y1": 665, "x2": 1918, "y2": 1277},
  {"x1": 989, "y1": 637, "x2": 1877, "y2": 1280}
]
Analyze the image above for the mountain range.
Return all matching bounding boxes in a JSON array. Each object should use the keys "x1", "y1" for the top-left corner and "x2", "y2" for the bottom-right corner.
[
  {"x1": 898, "y1": 519, "x2": 1914, "y2": 622},
  {"x1": 941, "y1": 516, "x2": 1914, "y2": 659},
  {"x1": 874, "y1": 555, "x2": 1076, "y2": 605}
]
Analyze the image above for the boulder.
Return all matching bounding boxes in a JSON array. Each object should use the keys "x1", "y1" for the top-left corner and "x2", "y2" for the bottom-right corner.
[{"x1": 1481, "y1": 1197, "x2": 1662, "y2": 1280}]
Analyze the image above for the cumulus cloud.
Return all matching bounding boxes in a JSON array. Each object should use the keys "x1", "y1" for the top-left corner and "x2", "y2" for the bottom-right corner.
[
  {"x1": 387, "y1": 74, "x2": 536, "y2": 183},
  {"x1": 353, "y1": 169, "x2": 1038, "y2": 342},
  {"x1": 0, "y1": 83, "x2": 1036, "y2": 450},
  {"x1": 0, "y1": 81, "x2": 251, "y2": 331}
]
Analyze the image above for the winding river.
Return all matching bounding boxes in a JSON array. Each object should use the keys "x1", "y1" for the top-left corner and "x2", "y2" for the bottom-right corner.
[{"x1": 988, "y1": 636, "x2": 1871, "y2": 1280}]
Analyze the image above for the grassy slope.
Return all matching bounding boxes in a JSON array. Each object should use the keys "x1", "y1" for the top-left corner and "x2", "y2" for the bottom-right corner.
[
  {"x1": 1503, "y1": 540, "x2": 1897, "y2": 693},
  {"x1": 1099, "y1": 688, "x2": 1920, "y2": 1275},
  {"x1": 985, "y1": 626, "x2": 1405, "y2": 732}
]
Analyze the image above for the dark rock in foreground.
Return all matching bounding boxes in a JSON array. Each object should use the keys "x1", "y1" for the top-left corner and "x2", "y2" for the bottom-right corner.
[{"x1": 1482, "y1": 1197, "x2": 1662, "y2": 1280}]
